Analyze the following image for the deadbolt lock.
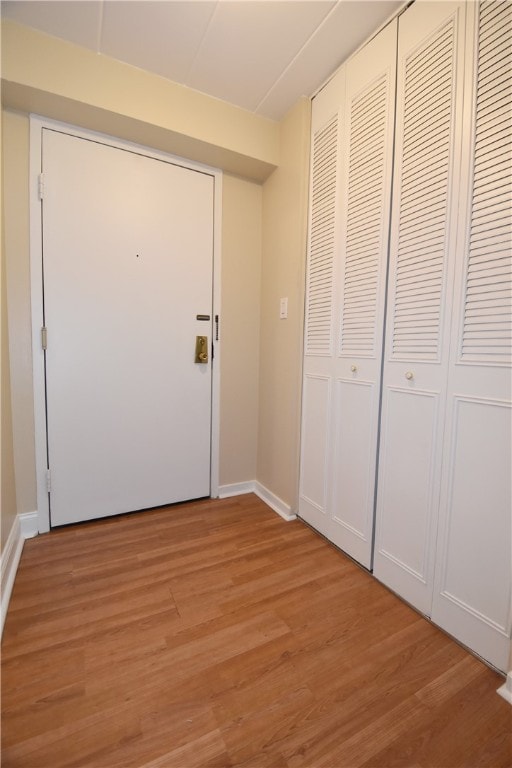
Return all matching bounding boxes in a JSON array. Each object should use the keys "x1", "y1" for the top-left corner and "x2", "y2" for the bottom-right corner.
[{"x1": 195, "y1": 335, "x2": 208, "y2": 364}]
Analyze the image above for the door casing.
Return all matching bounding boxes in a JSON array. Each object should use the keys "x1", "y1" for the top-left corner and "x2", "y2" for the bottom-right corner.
[{"x1": 29, "y1": 116, "x2": 223, "y2": 533}]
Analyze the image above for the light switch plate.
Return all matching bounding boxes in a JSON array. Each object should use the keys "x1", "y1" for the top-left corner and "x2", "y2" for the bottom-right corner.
[{"x1": 280, "y1": 297, "x2": 288, "y2": 319}]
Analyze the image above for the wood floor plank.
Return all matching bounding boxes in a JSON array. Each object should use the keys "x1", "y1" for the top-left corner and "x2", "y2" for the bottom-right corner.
[
  {"x1": 138, "y1": 729, "x2": 230, "y2": 768},
  {"x1": 362, "y1": 669, "x2": 512, "y2": 768},
  {"x1": 2, "y1": 494, "x2": 510, "y2": 768}
]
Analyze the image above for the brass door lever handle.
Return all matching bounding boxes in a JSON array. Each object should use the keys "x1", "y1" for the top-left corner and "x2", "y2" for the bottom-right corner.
[{"x1": 195, "y1": 336, "x2": 208, "y2": 364}]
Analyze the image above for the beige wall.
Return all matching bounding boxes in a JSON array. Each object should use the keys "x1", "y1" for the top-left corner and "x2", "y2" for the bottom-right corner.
[
  {"x1": 1, "y1": 20, "x2": 311, "y2": 541},
  {"x1": 1, "y1": 267, "x2": 18, "y2": 550},
  {"x1": 220, "y1": 175, "x2": 262, "y2": 487},
  {"x1": 1, "y1": 113, "x2": 19, "y2": 548},
  {"x1": 0, "y1": 19, "x2": 274, "y2": 537},
  {"x1": 258, "y1": 98, "x2": 311, "y2": 512},
  {"x1": 1, "y1": 262, "x2": 18, "y2": 551},
  {"x1": 2, "y1": 111, "x2": 36, "y2": 539},
  {"x1": 1, "y1": 108, "x2": 266, "y2": 529},
  {"x1": 2, "y1": 20, "x2": 279, "y2": 183}
]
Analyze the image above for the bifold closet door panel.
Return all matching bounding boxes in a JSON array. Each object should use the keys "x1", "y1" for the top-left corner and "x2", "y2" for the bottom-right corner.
[
  {"x1": 431, "y1": 0, "x2": 512, "y2": 672},
  {"x1": 373, "y1": 0, "x2": 467, "y2": 614},
  {"x1": 299, "y1": 21, "x2": 397, "y2": 567},
  {"x1": 299, "y1": 67, "x2": 345, "y2": 540},
  {"x1": 328, "y1": 20, "x2": 397, "y2": 568}
]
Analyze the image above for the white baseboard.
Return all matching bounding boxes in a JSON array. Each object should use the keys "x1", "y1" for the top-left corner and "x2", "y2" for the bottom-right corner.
[
  {"x1": 217, "y1": 480, "x2": 296, "y2": 522},
  {"x1": 218, "y1": 481, "x2": 256, "y2": 498},
  {"x1": 1, "y1": 511, "x2": 38, "y2": 636},
  {"x1": 254, "y1": 482, "x2": 297, "y2": 522},
  {"x1": 497, "y1": 672, "x2": 512, "y2": 705},
  {"x1": 19, "y1": 511, "x2": 39, "y2": 539}
]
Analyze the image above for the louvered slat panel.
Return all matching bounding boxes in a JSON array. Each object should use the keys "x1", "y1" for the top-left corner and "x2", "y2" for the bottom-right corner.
[
  {"x1": 392, "y1": 20, "x2": 455, "y2": 359},
  {"x1": 340, "y1": 74, "x2": 388, "y2": 355},
  {"x1": 305, "y1": 117, "x2": 338, "y2": 355},
  {"x1": 461, "y1": 0, "x2": 512, "y2": 361}
]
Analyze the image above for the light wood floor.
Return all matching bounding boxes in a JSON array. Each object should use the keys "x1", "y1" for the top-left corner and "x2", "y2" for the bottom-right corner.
[{"x1": 2, "y1": 494, "x2": 510, "y2": 768}]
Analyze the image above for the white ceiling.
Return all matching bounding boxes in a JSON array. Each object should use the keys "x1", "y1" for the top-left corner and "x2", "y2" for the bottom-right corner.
[{"x1": 1, "y1": 0, "x2": 404, "y2": 120}]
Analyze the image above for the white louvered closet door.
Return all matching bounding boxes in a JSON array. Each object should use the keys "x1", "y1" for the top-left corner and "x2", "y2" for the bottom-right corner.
[
  {"x1": 299, "y1": 21, "x2": 396, "y2": 567},
  {"x1": 328, "y1": 21, "x2": 397, "y2": 568},
  {"x1": 373, "y1": 0, "x2": 467, "y2": 614},
  {"x1": 431, "y1": 0, "x2": 512, "y2": 672},
  {"x1": 299, "y1": 66, "x2": 344, "y2": 540}
]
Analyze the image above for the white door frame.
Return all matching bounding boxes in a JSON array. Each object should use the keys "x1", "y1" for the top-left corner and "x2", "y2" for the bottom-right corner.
[{"x1": 29, "y1": 115, "x2": 222, "y2": 533}]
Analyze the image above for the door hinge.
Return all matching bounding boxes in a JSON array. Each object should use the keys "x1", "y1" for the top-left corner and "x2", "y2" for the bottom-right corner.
[
  {"x1": 38, "y1": 173, "x2": 45, "y2": 201},
  {"x1": 41, "y1": 326, "x2": 48, "y2": 350},
  {"x1": 46, "y1": 469, "x2": 51, "y2": 493}
]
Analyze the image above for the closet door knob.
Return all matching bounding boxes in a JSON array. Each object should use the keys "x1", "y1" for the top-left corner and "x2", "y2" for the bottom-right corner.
[
  {"x1": 351, "y1": 365, "x2": 357, "y2": 373},
  {"x1": 405, "y1": 371, "x2": 414, "y2": 380}
]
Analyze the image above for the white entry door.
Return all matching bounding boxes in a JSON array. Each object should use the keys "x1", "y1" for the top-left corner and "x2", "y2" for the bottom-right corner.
[{"x1": 42, "y1": 128, "x2": 214, "y2": 526}]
